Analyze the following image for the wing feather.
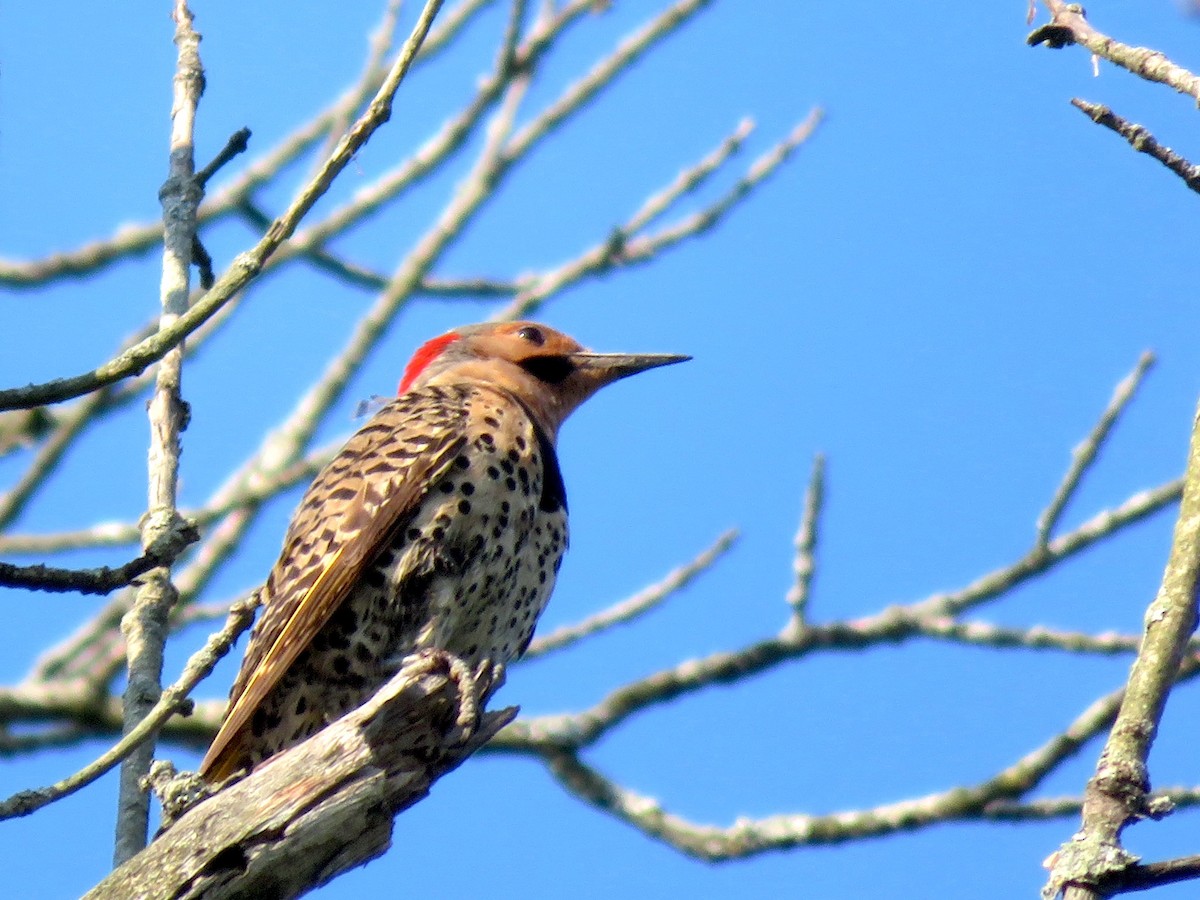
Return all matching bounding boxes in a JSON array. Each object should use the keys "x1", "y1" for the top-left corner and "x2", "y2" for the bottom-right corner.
[{"x1": 200, "y1": 393, "x2": 467, "y2": 780}]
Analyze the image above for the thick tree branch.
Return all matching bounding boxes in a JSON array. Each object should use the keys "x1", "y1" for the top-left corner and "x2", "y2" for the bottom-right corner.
[
  {"x1": 83, "y1": 652, "x2": 514, "y2": 900},
  {"x1": 1029, "y1": 2, "x2": 1200, "y2": 102},
  {"x1": 114, "y1": 1, "x2": 204, "y2": 864},
  {"x1": 1046, "y1": 401, "x2": 1200, "y2": 898}
]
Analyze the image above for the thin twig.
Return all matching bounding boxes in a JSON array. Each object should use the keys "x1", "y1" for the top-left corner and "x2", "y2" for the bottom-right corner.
[
  {"x1": 1096, "y1": 853, "x2": 1200, "y2": 894},
  {"x1": 524, "y1": 529, "x2": 738, "y2": 659},
  {"x1": 0, "y1": 389, "x2": 111, "y2": 530},
  {"x1": 234, "y1": 200, "x2": 521, "y2": 298},
  {"x1": 625, "y1": 118, "x2": 755, "y2": 236},
  {"x1": 1037, "y1": 352, "x2": 1155, "y2": 547},
  {"x1": 985, "y1": 785, "x2": 1200, "y2": 822},
  {"x1": 313, "y1": 0, "x2": 404, "y2": 170},
  {"x1": 1070, "y1": 100, "x2": 1200, "y2": 195},
  {"x1": 912, "y1": 617, "x2": 1143, "y2": 656},
  {"x1": 784, "y1": 453, "x2": 825, "y2": 629},
  {"x1": 912, "y1": 479, "x2": 1182, "y2": 621},
  {"x1": 0, "y1": 543, "x2": 196, "y2": 596},
  {"x1": 497, "y1": 108, "x2": 822, "y2": 321},
  {"x1": 194, "y1": 127, "x2": 252, "y2": 187}
]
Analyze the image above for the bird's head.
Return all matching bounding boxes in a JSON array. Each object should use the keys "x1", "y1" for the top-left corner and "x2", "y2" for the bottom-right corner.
[{"x1": 397, "y1": 321, "x2": 689, "y2": 438}]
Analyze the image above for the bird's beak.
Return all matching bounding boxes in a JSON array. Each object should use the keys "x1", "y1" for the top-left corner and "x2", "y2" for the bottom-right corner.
[{"x1": 568, "y1": 351, "x2": 691, "y2": 388}]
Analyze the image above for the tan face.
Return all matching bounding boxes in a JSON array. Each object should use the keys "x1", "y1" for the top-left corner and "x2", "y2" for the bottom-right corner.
[
  {"x1": 415, "y1": 321, "x2": 689, "y2": 439},
  {"x1": 441, "y1": 323, "x2": 597, "y2": 437},
  {"x1": 464, "y1": 322, "x2": 587, "y2": 367}
]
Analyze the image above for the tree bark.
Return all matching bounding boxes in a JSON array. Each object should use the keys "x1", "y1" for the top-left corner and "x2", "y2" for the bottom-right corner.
[{"x1": 85, "y1": 652, "x2": 513, "y2": 900}]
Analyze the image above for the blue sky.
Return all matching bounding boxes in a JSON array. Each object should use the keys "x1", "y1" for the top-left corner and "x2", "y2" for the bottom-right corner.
[{"x1": 2, "y1": 2, "x2": 1200, "y2": 897}]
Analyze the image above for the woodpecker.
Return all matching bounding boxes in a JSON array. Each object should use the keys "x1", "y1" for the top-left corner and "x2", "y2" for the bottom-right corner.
[{"x1": 199, "y1": 321, "x2": 687, "y2": 780}]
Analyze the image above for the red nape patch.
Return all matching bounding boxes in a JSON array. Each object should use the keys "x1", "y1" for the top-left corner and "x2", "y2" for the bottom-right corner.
[{"x1": 398, "y1": 332, "x2": 459, "y2": 394}]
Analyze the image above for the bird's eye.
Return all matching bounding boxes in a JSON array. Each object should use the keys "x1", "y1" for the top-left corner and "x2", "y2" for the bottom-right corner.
[{"x1": 516, "y1": 326, "x2": 545, "y2": 346}]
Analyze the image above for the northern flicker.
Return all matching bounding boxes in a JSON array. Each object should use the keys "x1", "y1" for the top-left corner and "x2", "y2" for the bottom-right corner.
[{"x1": 199, "y1": 321, "x2": 687, "y2": 781}]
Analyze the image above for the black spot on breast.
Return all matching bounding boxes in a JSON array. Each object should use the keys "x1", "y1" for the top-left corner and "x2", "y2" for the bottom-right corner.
[{"x1": 329, "y1": 629, "x2": 352, "y2": 650}]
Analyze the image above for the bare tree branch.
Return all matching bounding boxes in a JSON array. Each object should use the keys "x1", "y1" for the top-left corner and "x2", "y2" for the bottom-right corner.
[
  {"x1": 83, "y1": 652, "x2": 514, "y2": 900},
  {"x1": 0, "y1": 0, "x2": 495, "y2": 291},
  {"x1": 0, "y1": 389, "x2": 112, "y2": 530},
  {"x1": 0, "y1": 0, "x2": 445, "y2": 412},
  {"x1": 1029, "y1": 2, "x2": 1200, "y2": 102},
  {"x1": 113, "y1": 2, "x2": 205, "y2": 863},
  {"x1": 528, "y1": 655, "x2": 1200, "y2": 861},
  {"x1": 1046, "y1": 402, "x2": 1200, "y2": 898},
  {"x1": 498, "y1": 109, "x2": 823, "y2": 321},
  {"x1": 524, "y1": 529, "x2": 738, "y2": 659},
  {"x1": 1070, "y1": 100, "x2": 1200, "y2": 194},
  {"x1": 1037, "y1": 353, "x2": 1155, "y2": 548},
  {"x1": 784, "y1": 453, "x2": 825, "y2": 630},
  {"x1": 0, "y1": 537, "x2": 196, "y2": 596}
]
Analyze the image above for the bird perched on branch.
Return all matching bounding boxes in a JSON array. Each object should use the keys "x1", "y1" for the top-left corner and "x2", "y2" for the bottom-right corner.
[{"x1": 199, "y1": 321, "x2": 687, "y2": 781}]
